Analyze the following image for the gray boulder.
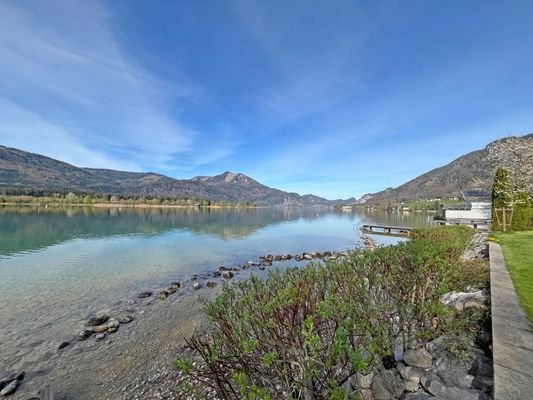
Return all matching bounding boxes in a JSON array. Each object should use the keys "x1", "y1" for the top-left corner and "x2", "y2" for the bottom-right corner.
[
  {"x1": 371, "y1": 369, "x2": 404, "y2": 400},
  {"x1": 470, "y1": 354, "x2": 493, "y2": 378},
  {"x1": 399, "y1": 366, "x2": 426, "y2": 384},
  {"x1": 420, "y1": 375, "x2": 489, "y2": 400},
  {"x1": 95, "y1": 333, "x2": 107, "y2": 341},
  {"x1": 403, "y1": 381, "x2": 419, "y2": 392},
  {"x1": 440, "y1": 290, "x2": 487, "y2": 311},
  {"x1": 222, "y1": 271, "x2": 234, "y2": 279},
  {"x1": 0, "y1": 380, "x2": 19, "y2": 396},
  {"x1": 118, "y1": 315, "x2": 134, "y2": 324},
  {"x1": 426, "y1": 335, "x2": 449, "y2": 358},
  {"x1": 359, "y1": 388, "x2": 374, "y2": 400},
  {"x1": 357, "y1": 369, "x2": 375, "y2": 389},
  {"x1": 404, "y1": 349, "x2": 433, "y2": 369},
  {"x1": 0, "y1": 372, "x2": 24, "y2": 396},
  {"x1": 77, "y1": 328, "x2": 95, "y2": 341},
  {"x1": 87, "y1": 315, "x2": 110, "y2": 326},
  {"x1": 404, "y1": 394, "x2": 436, "y2": 400}
]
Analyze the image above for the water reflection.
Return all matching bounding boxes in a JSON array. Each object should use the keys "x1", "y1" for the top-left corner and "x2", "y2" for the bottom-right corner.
[
  {"x1": 359, "y1": 209, "x2": 436, "y2": 228},
  {"x1": 0, "y1": 206, "x2": 437, "y2": 259},
  {"x1": 0, "y1": 206, "x2": 343, "y2": 257}
]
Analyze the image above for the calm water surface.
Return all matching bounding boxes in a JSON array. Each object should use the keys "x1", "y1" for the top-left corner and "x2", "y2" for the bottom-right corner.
[{"x1": 0, "y1": 206, "x2": 434, "y2": 376}]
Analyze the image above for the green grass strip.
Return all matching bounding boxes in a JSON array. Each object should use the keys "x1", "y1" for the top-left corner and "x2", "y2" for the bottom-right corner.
[{"x1": 493, "y1": 231, "x2": 533, "y2": 326}]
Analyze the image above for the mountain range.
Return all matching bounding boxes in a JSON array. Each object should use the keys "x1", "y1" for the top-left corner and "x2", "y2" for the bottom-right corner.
[
  {"x1": 359, "y1": 133, "x2": 533, "y2": 204},
  {"x1": 1, "y1": 133, "x2": 532, "y2": 206},
  {"x1": 0, "y1": 145, "x2": 348, "y2": 206}
]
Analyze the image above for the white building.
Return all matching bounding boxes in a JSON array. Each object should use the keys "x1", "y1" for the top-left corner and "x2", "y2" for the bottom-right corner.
[
  {"x1": 436, "y1": 202, "x2": 492, "y2": 230},
  {"x1": 443, "y1": 202, "x2": 492, "y2": 220}
]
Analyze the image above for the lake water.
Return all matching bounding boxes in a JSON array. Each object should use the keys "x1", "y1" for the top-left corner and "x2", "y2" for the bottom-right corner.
[{"x1": 0, "y1": 206, "x2": 434, "y2": 396}]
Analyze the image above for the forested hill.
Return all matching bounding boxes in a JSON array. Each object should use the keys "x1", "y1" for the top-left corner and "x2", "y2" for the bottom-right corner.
[
  {"x1": 0, "y1": 145, "x2": 340, "y2": 206},
  {"x1": 358, "y1": 133, "x2": 533, "y2": 204}
]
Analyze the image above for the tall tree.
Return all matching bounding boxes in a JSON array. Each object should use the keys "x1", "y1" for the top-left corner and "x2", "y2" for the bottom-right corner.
[
  {"x1": 492, "y1": 167, "x2": 515, "y2": 231},
  {"x1": 492, "y1": 167, "x2": 513, "y2": 208}
]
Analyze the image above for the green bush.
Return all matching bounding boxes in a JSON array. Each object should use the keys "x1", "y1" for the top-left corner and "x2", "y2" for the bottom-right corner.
[
  {"x1": 409, "y1": 225, "x2": 474, "y2": 258},
  {"x1": 175, "y1": 226, "x2": 474, "y2": 399},
  {"x1": 451, "y1": 259, "x2": 490, "y2": 291},
  {"x1": 511, "y1": 206, "x2": 533, "y2": 231}
]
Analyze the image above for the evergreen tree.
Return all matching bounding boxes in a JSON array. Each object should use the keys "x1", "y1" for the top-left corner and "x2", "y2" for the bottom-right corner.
[{"x1": 492, "y1": 167, "x2": 513, "y2": 208}]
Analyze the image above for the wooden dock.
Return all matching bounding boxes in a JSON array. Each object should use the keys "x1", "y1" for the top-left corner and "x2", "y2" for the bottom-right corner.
[{"x1": 361, "y1": 224, "x2": 412, "y2": 237}]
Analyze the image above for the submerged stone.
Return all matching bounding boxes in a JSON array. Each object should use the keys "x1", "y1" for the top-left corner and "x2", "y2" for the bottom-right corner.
[
  {"x1": 95, "y1": 333, "x2": 107, "y2": 341},
  {"x1": 222, "y1": 271, "x2": 234, "y2": 279},
  {"x1": 77, "y1": 328, "x2": 95, "y2": 341},
  {"x1": 94, "y1": 325, "x2": 108, "y2": 333},
  {"x1": 87, "y1": 315, "x2": 110, "y2": 326},
  {"x1": 118, "y1": 315, "x2": 134, "y2": 324},
  {"x1": 0, "y1": 380, "x2": 19, "y2": 396},
  {"x1": 57, "y1": 341, "x2": 70, "y2": 350}
]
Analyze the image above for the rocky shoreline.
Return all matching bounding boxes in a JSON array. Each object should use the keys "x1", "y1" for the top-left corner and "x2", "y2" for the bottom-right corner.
[
  {"x1": 69, "y1": 249, "x2": 356, "y2": 343},
  {"x1": 170, "y1": 233, "x2": 493, "y2": 400},
  {"x1": 356, "y1": 280, "x2": 493, "y2": 400},
  {"x1": 1, "y1": 247, "x2": 358, "y2": 399},
  {"x1": 1, "y1": 234, "x2": 491, "y2": 400}
]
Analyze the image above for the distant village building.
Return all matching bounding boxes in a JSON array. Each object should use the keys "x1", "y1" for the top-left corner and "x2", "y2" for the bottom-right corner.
[
  {"x1": 441, "y1": 202, "x2": 492, "y2": 220},
  {"x1": 436, "y1": 202, "x2": 492, "y2": 230}
]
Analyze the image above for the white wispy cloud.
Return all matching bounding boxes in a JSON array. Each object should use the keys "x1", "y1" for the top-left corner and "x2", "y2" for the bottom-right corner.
[
  {"x1": 0, "y1": 97, "x2": 139, "y2": 170},
  {"x1": 0, "y1": 0, "x2": 197, "y2": 170},
  {"x1": 231, "y1": 0, "x2": 368, "y2": 121}
]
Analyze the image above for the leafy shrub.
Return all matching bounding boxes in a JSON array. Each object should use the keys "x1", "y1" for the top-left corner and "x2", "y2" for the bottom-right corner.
[
  {"x1": 511, "y1": 206, "x2": 533, "y2": 231},
  {"x1": 451, "y1": 259, "x2": 490, "y2": 291},
  {"x1": 438, "y1": 308, "x2": 490, "y2": 365},
  {"x1": 175, "y1": 226, "x2": 475, "y2": 399},
  {"x1": 409, "y1": 225, "x2": 474, "y2": 259}
]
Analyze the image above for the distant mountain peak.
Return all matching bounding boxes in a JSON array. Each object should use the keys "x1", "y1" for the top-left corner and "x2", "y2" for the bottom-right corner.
[
  {"x1": 193, "y1": 171, "x2": 257, "y2": 185},
  {"x1": 219, "y1": 171, "x2": 239, "y2": 183},
  {"x1": 219, "y1": 171, "x2": 253, "y2": 184},
  {"x1": 0, "y1": 146, "x2": 340, "y2": 206}
]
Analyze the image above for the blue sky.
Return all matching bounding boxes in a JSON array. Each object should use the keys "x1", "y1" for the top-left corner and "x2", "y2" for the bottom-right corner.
[{"x1": 1, "y1": 0, "x2": 532, "y2": 199}]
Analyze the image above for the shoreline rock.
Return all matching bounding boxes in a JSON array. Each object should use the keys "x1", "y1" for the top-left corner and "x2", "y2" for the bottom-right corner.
[
  {"x1": 441, "y1": 290, "x2": 488, "y2": 311},
  {"x1": 61, "y1": 246, "x2": 358, "y2": 357},
  {"x1": 87, "y1": 315, "x2": 109, "y2": 326},
  {"x1": 0, "y1": 372, "x2": 25, "y2": 396}
]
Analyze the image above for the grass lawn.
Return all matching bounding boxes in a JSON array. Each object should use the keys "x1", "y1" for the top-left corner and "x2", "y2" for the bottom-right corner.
[{"x1": 493, "y1": 231, "x2": 533, "y2": 326}]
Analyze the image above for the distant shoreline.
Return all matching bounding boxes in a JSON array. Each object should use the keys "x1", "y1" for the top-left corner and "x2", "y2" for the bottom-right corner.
[{"x1": 0, "y1": 202, "x2": 262, "y2": 209}]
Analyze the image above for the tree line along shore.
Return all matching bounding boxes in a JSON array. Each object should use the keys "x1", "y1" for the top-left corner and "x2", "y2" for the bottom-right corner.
[{"x1": 0, "y1": 193, "x2": 257, "y2": 208}]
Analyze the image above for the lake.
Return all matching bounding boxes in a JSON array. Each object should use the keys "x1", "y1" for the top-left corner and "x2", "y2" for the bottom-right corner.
[{"x1": 0, "y1": 206, "x2": 435, "y2": 398}]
